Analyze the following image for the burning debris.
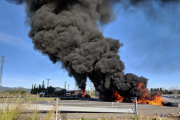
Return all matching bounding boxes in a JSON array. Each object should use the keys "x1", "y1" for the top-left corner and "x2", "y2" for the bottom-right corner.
[
  {"x1": 112, "y1": 90, "x2": 124, "y2": 102},
  {"x1": 135, "y1": 83, "x2": 165, "y2": 106},
  {"x1": 81, "y1": 89, "x2": 86, "y2": 98},
  {"x1": 7, "y1": 0, "x2": 179, "y2": 106}
]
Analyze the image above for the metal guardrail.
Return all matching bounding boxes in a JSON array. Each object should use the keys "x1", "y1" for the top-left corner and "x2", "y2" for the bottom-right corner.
[
  {"x1": 0, "y1": 103, "x2": 135, "y2": 114},
  {"x1": 58, "y1": 106, "x2": 135, "y2": 113}
]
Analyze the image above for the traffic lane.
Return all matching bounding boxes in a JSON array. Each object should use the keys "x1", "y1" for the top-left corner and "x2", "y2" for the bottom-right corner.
[{"x1": 34, "y1": 100, "x2": 179, "y2": 110}]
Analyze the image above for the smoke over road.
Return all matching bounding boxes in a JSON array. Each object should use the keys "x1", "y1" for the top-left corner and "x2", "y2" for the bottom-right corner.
[{"x1": 6, "y1": 0, "x2": 178, "y2": 101}]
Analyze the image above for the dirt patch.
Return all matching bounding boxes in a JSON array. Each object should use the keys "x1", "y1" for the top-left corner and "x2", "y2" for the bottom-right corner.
[{"x1": 18, "y1": 112, "x2": 180, "y2": 120}]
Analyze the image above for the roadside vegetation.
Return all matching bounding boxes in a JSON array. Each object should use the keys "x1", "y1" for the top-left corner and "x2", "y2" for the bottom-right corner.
[
  {"x1": 150, "y1": 87, "x2": 180, "y2": 94},
  {"x1": 0, "y1": 97, "x2": 56, "y2": 120},
  {"x1": 0, "y1": 90, "x2": 55, "y2": 102},
  {"x1": 0, "y1": 89, "x2": 36, "y2": 98}
]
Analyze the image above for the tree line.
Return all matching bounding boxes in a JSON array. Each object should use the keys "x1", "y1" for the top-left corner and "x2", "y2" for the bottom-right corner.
[
  {"x1": 30, "y1": 80, "x2": 180, "y2": 95},
  {"x1": 3, "y1": 89, "x2": 27, "y2": 95},
  {"x1": 150, "y1": 87, "x2": 180, "y2": 94},
  {"x1": 31, "y1": 80, "x2": 55, "y2": 94}
]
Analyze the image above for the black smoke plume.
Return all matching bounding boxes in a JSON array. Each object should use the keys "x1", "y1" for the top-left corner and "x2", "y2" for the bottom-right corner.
[{"x1": 6, "y1": 0, "x2": 178, "y2": 101}]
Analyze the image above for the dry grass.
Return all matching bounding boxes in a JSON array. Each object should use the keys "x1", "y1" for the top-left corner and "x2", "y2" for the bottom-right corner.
[
  {"x1": 0, "y1": 92, "x2": 55, "y2": 103},
  {"x1": 79, "y1": 114, "x2": 179, "y2": 120},
  {"x1": 0, "y1": 98, "x2": 27, "y2": 120},
  {"x1": 0, "y1": 92, "x2": 38, "y2": 98},
  {"x1": 0, "y1": 97, "x2": 56, "y2": 120},
  {"x1": 0, "y1": 97, "x2": 55, "y2": 103}
]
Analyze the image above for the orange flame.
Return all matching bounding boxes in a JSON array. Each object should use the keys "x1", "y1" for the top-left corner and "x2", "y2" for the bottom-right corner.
[
  {"x1": 81, "y1": 89, "x2": 86, "y2": 97},
  {"x1": 136, "y1": 83, "x2": 165, "y2": 106},
  {"x1": 112, "y1": 90, "x2": 124, "y2": 102}
]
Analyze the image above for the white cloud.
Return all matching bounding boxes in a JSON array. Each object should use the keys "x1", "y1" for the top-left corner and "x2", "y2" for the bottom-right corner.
[{"x1": 0, "y1": 32, "x2": 30, "y2": 49}]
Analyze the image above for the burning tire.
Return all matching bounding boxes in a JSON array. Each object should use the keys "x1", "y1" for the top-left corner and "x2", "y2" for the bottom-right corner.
[{"x1": 162, "y1": 102, "x2": 178, "y2": 107}]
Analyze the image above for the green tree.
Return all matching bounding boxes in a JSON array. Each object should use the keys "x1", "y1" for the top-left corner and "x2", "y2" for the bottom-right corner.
[
  {"x1": 31, "y1": 84, "x2": 34, "y2": 94},
  {"x1": 39, "y1": 84, "x2": 42, "y2": 93},
  {"x1": 19, "y1": 89, "x2": 26, "y2": 94},
  {"x1": 164, "y1": 89, "x2": 169, "y2": 94},
  {"x1": 42, "y1": 80, "x2": 45, "y2": 89},
  {"x1": 47, "y1": 86, "x2": 55, "y2": 94},
  {"x1": 158, "y1": 88, "x2": 160, "y2": 91},
  {"x1": 150, "y1": 88, "x2": 153, "y2": 93},
  {"x1": 33, "y1": 84, "x2": 37, "y2": 94},
  {"x1": 160, "y1": 87, "x2": 164, "y2": 93}
]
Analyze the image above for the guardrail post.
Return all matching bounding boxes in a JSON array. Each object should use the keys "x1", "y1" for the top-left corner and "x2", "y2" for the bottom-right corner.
[
  {"x1": 131, "y1": 97, "x2": 138, "y2": 115},
  {"x1": 135, "y1": 97, "x2": 138, "y2": 115}
]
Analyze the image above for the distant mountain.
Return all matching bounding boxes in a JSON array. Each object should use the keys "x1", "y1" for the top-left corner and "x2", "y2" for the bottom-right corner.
[{"x1": 1, "y1": 86, "x2": 31, "y2": 93}]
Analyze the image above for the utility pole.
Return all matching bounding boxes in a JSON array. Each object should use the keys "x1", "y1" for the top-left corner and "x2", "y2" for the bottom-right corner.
[
  {"x1": 68, "y1": 84, "x2": 70, "y2": 90},
  {"x1": 64, "y1": 82, "x2": 66, "y2": 90},
  {"x1": 46, "y1": 79, "x2": 50, "y2": 96},
  {"x1": 0, "y1": 56, "x2": 7, "y2": 93}
]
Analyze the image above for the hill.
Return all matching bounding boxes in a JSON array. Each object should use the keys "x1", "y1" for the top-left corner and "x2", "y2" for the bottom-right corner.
[{"x1": 2, "y1": 86, "x2": 31, "y2": 93}]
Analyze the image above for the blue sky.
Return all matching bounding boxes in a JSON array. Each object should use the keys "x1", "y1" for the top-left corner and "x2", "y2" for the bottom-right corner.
[{"x1": 0, "y1": 0, "x2": 179, "y2": 90}]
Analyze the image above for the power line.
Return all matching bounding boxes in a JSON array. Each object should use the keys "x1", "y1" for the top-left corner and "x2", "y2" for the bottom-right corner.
[
  {"x1": 7, "y1": 61, "x2": 47, "y2": 79},
  {"x1": 1, "y1": 57, "x2": 55, "y2": 92},
  {"x1": 68, "y1": 84, "x2": 70, "y2": 90},
  {"x1": 46, "y1": 79, "x2": 51, "y2": 87},
  {"x1": 0, "y1": 56, "x2": 7, "y2": 92},
  {"x1": 64, "y1": 81, "x2": 66, "y2": 90},
  {"x1": 1, "y1": 58, "x2": 52, "y2": 92}
]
